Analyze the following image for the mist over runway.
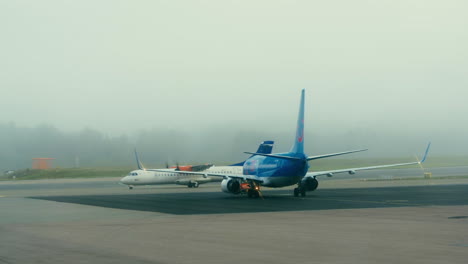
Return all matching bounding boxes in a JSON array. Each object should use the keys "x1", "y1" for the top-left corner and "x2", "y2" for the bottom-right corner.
[{"x1": 2, "y1": 1, "x2": 468, "y2": 262}]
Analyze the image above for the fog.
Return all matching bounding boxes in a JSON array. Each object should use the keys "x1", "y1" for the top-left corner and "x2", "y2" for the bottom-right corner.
[{"x1": 1, "y1": 1, "x2": 467, "y2": 170}]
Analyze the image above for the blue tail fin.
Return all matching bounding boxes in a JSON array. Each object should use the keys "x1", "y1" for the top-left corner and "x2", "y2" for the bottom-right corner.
[
  {"x1": 290, "y1": 89, "x2": 305, "y2": 154},
  {"x1": 255, "y1": 140, "x2": 274, "y2": 156},
  {"x1": 230, "y1": 140, "x2": 274, "y2": 166}
]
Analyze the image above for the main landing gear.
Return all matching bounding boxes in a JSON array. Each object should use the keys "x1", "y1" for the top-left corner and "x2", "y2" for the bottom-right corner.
[
  {"x1": 244, "y1": 181, "x2": 262, "y2": 199},
  {"x1": 188, "y1": 182, "x2": 199, "y2": 188},
  {"x1": 293, "y1": 187, "x2": 306, "y2": 197},
  {"x1": 294, "y1": 177, "x2": 319, "y2": 197}
]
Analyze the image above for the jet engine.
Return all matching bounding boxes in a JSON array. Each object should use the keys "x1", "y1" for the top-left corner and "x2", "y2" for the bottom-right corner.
[
  {"x1": 303, "y1": 177, "x2": 319, "y2": 191},
  {"x1": 221, "y1": 178, "x2": 241, "y2": 194}
]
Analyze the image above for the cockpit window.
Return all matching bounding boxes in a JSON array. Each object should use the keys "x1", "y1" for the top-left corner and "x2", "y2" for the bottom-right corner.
[{"x1": 128, "y1": 172, "x2": 138, "y2": 176}]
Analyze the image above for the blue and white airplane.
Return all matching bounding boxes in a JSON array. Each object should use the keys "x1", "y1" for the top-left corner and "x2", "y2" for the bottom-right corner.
[{"x1": 153, "y1": 89, "x2": 430, "y2": 198}]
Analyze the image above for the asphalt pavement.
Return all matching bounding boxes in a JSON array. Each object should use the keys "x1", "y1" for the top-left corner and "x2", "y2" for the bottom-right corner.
[{"x1": 1, "y1": 167, "x2": 467, "y2": 264}]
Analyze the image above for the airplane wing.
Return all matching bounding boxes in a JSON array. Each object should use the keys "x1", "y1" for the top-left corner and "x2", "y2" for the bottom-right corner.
[
  {"x1": 148, "y1": 169, "x2": 264, "y2": 183},
  {"x1": 305, "y1": 143, "x2": 431, "y2": 178},
  {"x1": 306, "y1": 161, "x2": 421, "y2": 178},
  {"x1": 243, "y1": 149, "x2": 368, "y2": 161},
  {"x1": 307, "y1": 149, "x2": 368, "y2": 161}
]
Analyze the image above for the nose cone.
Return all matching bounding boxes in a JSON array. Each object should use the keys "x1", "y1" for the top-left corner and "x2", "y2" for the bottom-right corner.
[{"x1": 120, "y1": 176, "x2": 129, "y2": 185}]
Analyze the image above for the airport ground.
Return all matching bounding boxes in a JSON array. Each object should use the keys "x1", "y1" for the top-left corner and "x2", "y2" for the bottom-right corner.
[{"x1": 1, "y1": 167, "x2": 468, "y2": 264}]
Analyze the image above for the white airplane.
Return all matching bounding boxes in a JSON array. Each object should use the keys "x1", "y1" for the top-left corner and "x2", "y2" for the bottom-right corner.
[
  {"x1": 150, "y1": 89, "x2": 431, "y2": 198},
  {"x1": 120, "y1": 141, "x2": 274, "y2": 189}
]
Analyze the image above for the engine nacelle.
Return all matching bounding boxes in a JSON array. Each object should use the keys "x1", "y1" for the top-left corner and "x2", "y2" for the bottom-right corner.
[
  {"x1": 221, "y1": 178, "x2": 241, "y2": 194},
  {"x1": 303, "y1": 177, "x2": 319, "y2": 191}
]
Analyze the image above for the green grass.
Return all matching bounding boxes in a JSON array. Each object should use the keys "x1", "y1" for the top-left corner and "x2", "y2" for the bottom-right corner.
[
  {"x1": 1, "y1": 155, "x2": 466, "y2": 181},
  {"x1": 307, "y1": 156, "x2": 468, "y2": 171},
  {"x1": 361, "y1": 175, "x2": 468, "y2": 181},
  {"x1": 0, "y1": 167, "x2": 132, "y2": 181}
]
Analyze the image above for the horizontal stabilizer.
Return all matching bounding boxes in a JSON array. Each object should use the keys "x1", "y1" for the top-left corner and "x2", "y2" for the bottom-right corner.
[{"x1": 243, "y1": 152, "x2": 303, "y2": 161}]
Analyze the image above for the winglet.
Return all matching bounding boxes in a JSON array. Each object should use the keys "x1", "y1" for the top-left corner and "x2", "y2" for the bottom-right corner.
[
  {"x1": 134, "y1": 149, "x2": 145, "y2": 170},
  {"x1": 420, "y1": 142, "x2": 431, "y2": 163}
]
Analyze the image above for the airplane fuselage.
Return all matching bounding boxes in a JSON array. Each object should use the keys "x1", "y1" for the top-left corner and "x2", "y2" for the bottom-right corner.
[
  {"x1": 243, "y1": 152, "x2": 309, "y2": 187},
  {"x1": 120, "y1": 166, "x2": 243, "y2": 186}
]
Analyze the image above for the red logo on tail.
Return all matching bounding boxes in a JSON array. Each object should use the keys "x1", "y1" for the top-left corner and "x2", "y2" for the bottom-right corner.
[{"x1": 297, "y1": 119, "x2": 304, "y2": 142}]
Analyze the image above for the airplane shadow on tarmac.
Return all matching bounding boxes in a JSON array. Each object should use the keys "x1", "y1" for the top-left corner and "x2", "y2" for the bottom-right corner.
[{"x1": 30, "y1": 184, "x2": 468, "y2": 215}]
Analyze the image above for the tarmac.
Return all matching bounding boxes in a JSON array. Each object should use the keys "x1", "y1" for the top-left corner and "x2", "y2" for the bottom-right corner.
[{"x1": 1, "y1": 169, "x2": 468, "y2": 264}]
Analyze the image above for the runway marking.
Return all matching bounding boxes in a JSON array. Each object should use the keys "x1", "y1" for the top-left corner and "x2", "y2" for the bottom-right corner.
[
  {"x1": 448, "y1": 215, "x2": 468, "y2": 219},
  {"x1": 314, "y1": 198, "x2": 421, "y2": 206},
  {"x1": 451, "y1": 243, "x2": 468, "y2": 247}
]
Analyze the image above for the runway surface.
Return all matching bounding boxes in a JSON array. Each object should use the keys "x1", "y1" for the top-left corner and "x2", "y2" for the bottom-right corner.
[
  {"x1": 31, "y1": 184, "x2": 468, "y2": 215},
  {"x1": 1, "y1": 167, "x2": 468, "y2": 264}
]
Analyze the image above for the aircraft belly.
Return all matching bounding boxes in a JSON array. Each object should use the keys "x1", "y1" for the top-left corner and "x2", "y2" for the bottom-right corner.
[
  {"x1": 128, "y1": 178, "x2": 157, "y2": 185},
  {"x1": 262, "y1": 176, "x2": 301, "y2": 188}
]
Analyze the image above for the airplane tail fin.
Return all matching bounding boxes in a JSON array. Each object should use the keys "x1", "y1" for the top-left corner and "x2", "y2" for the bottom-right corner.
[
  {"x1": 230, "y1": 140, "x2": 274, "y2": 166},
  {"x1": 290, "y1": 89, "x2": 305, "y2": 154},
  {"x1": 134, "y1": 149, "x2": 145, "y2": 170},
  {"x1": 255, "y1": 140, "x2": 274, "y2": 156}
]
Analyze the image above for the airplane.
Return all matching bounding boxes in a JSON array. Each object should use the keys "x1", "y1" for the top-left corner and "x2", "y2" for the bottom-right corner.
[
  {"x1": 151, "y1": 89, "x2": 431, "y2": 198},
  {"x1": 119, "y1": 140, "x2": 275, "y2": 189}
]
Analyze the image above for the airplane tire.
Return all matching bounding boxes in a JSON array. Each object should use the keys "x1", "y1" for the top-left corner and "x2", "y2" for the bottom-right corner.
[
  {"x1": 293, "y1": 188, "x2": 299, "y2": 197},
  {"x1": 188, "y1": 183, "x2": 193, "y2": 188},
  {"x1": 300, "y1": 188, "x2": 306, "y2": 197},
  {"x1": 129, "y1": 186, "x2": 133, "y2": 190}
]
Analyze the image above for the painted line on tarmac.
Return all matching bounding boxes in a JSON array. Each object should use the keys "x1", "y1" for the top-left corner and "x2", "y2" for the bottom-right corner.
[
  {"x1": 385, "y1": 200, "x2": 409, "y2": 203},
  {"x1": 314, "y1": 198, "x2": 422, "y2": 207},
  {"x1": 451, "y1": 243, "x2": 468, "y2": 247}
]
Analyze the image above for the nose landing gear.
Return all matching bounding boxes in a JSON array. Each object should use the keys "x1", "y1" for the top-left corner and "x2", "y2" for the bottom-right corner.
[
  {"x1": 247, "y1": 189, "x2": 260, "y2": 198},
  {"x1": 245, "y1": 181, "x2": 262, "y2": 199}
]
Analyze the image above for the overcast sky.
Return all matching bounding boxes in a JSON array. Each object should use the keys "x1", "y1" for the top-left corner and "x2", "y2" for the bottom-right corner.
[{"x1": 1, "y1": 1, "x2": 467, "y2": 156}]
